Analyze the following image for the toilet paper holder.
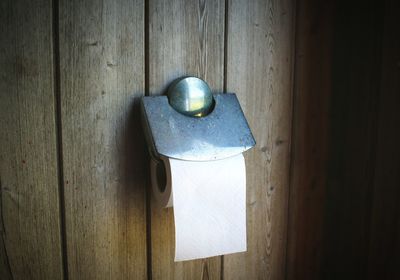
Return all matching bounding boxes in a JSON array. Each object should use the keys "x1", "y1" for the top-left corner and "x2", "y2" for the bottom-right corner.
[{"x1": 140, "y1": 76, "x2": 256, "y2": 162}]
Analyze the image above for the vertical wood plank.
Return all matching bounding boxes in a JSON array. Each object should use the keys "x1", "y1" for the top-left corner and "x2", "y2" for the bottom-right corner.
[
  {"x1": 224, "y1": 0, "x2": 295, "y2": 279},
  {"x1": 59, "y1": 0, "x2": 146, "y2": 278},
  {"x1": 0, "y1": 0, "x2": 64, "y2": 279},
  {"x1": 285, "y1": 0, "x2": 333, "y2": 279},
  {"x1": 321, "y1": 1, "x2": 384, "y2": 278},
  {"x1": 367, "y1": 0, "x2": 400, "y2": 278},
  {"x1": 148, "y1": 0, "x2": 224, "y2": 278}
]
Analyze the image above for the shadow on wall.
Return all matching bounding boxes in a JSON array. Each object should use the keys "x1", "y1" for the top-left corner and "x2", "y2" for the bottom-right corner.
[
  {"x1": 322, "y1": 0, "x2": 395, "y2": 279},
  {"x1": 116, "y1": 92, "x2": 150, "y2": 255},
  {"x1": 123, "y1": 94, "x2": 149, "y2": 195}
]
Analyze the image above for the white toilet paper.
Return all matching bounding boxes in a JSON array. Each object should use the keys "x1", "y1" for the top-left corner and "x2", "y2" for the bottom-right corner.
[{"x1": 151, "y1": 154, "x2": 247, "y2": 261}]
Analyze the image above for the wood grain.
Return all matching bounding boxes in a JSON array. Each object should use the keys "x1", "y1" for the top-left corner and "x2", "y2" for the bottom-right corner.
[
  {"x1": 224, "y1": 0, "x2": 295, "y2": 279},
  {"x1": 367, "y1": 0, "x2": 400, "y2": 278},
  {"x1": 148, "y1": 0, "x2": 224, "y2": 278},
  {"x1": 0, "y1": 0, "x2": 64, "y2": 279},
  {"x1": 58, "y1": 0, "x2": 146, "y2": 278},
  {"x1": 285, "y1": 0, "x2": 333, "y2": 279},
  {"x1": 5, "y1": 1, "x2": 400, "y2": 279}
]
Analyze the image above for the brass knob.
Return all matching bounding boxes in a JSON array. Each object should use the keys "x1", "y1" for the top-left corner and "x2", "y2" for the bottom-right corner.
[{"x1": 167, "y1": 76, "x2": 213, "y2": 117}]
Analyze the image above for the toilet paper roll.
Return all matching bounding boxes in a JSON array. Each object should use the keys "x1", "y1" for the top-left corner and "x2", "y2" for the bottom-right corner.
[{"x1": 151, "y1": 154, "x2": 247, "y2": 261}]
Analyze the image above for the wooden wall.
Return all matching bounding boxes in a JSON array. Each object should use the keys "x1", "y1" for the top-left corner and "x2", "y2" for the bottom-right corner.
[
  {"x1": 1, "y1": 0, "x2": 64, "y2": 279},
  {"x1": 1, "y1": 0, "x2": 399, "y2": 279},
  {"x1": 286, "y1": 0, "x2": 333, "y2": 278},
  {"x1": 1, "y1": 0, "x2": 294, "y2": 279}
]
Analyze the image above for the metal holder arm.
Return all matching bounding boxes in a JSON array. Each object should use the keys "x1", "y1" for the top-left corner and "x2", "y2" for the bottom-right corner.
[{"x1": 141, "y1": 77, "x2": 256, "y2": 162}]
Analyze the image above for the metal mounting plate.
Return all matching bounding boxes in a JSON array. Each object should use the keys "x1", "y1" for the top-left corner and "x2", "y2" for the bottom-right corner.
[{"x1": 141, "y1": 93, "x2": 256, "y2": 161}]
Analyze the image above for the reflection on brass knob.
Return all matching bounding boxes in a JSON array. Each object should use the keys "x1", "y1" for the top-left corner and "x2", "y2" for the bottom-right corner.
[{"x1": 167, "y1": 76, "x2": 213, "y2": 117}]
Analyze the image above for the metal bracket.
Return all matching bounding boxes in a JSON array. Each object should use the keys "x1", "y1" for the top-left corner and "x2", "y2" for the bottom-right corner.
[{"x1": 141, "y1": 77, "x2": 256, "y2": 161}]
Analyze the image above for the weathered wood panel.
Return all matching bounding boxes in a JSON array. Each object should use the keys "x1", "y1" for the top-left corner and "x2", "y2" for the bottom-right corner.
[
  {"x1": 367, "y1": 0, "x2": 400, "y2": 279},
  {"x1": 5, "y1": 1, "x2": 400, "y2": 279},
  {"x1": 148, "y1": 0, "x2": 225, "y2": 278},
  {"x1": 285, "y1": 0, "x2": 333, "y2": 279},
  {"x1": 0, "y1": 0, "x2": 64, "y2": 279},
  {"x1": 224, "y1": 0, "x2": 295, "y2": 279},
  {"x1": 58, "y1": 0, "x2": 146, "y2": 278}
]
